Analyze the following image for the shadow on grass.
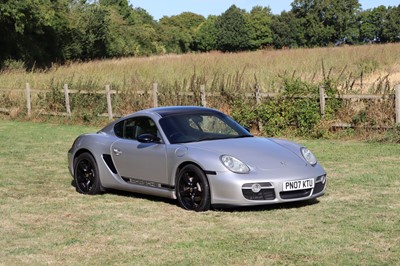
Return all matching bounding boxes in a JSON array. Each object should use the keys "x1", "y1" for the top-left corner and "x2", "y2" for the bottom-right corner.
[
  {"x1": 107, "y1": 188, "x2": 178, "y2": 206},
  {"x1": 70, "y1": 179, "x2": 178, "y2": 206},
  {"x1": 71, "y1": 179, "x2": 321, "y2": 212},
  {"x1": 213, "y1": 198, "x2": 320, "y2": 213}
]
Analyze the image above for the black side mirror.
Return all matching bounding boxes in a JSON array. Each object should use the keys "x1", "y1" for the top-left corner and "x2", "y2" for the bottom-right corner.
[
  {"x1": 243, "y1": 126, "x2": 250, "y2": 132},
  {"x1": 137, "y1": 134, "x2": 161, "y2": 143}
]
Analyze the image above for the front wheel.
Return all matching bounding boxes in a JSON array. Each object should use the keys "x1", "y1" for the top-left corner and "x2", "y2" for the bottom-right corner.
[
  {"x1": 74, "y1": 152, "x2": 102, "y2": 195},
  {"x1": 176, "y1": 164, "x2": 211, "y2": 212}
]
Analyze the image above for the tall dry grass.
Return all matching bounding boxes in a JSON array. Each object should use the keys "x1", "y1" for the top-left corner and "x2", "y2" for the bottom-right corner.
[{"x1": 1, "y1": 43, "x2": 400, "y2": 93}]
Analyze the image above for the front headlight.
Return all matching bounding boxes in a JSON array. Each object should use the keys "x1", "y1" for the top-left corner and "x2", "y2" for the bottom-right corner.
[
  {"x1": 220, "y1": 155, "x2": 250, "y2": 174},
  {"x1": 301, "y1": 147, "x2": 317, "y2": 166}
]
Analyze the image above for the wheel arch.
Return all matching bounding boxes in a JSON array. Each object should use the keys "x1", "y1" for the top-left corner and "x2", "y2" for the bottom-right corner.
[
  {"x1": 72, "y1": 149, "x2": 99, "y2": 177},
  {"x1": 175, "y1": 161, "x2": 211, "y2": 211},
  {"x1": 73, "y1": 148, "x2": 95, "y2": 164},
  {"x1": 73, "y1": 149, "x2": 103, "y2": 194},
  {"x1": 175, "y1": 161, "x2": 207, "y2": 183}
]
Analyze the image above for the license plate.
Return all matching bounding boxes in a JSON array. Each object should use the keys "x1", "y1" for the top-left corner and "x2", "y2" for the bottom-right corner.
[{"x1": 283, "y1": 178, "x2": 314, "y2": 191}]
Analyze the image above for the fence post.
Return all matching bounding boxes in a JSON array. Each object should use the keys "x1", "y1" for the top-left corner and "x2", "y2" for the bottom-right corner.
[
  {"x1": 319, "y1": 86, "x2": 326, "y2": 116},
  {"x1": 105, "y1": 84, "x2": 113, "y2": 120},
  {"x1": 200, "y1": 85, "x2": 207, "y2": 107},
  {"x1": 152, "y1": 83, "x2": 158, "y2": 108},
  {"x1": 254, "y1": 83, "x2": 263, "y2": 132},
  {"x1": 255, "y1": 83, "x2": 261, "y2": 105},
  {"x1": 396, "y1": 84, "x2": 400, "y2": 125},
  {"x1": 63, "y1": 84, "x2": 71, "y2": 117},
  {"x1": 25, "y1": 83, "x2": 31, "y2": 117}
]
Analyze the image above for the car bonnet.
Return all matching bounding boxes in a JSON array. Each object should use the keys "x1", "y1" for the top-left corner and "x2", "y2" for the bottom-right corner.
[{"x1": 185, "y1": 137, "x2": 308, "y2": 171}]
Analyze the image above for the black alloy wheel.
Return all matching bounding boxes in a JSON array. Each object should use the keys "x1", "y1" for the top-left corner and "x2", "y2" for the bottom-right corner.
[
  {"x1": 74, "y1": 152, "x2": 102, "y2": 195},
  {"x1": 176, "y1": 164, "x2": 211, "y2": 212}
]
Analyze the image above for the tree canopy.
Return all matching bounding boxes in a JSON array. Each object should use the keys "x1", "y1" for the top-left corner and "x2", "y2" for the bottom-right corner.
[{"x1": 0, "y1": 0, "x2": 399, "y2": 69}]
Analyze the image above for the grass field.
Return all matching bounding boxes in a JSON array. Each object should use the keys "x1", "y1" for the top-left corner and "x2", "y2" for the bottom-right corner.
[
  {"x1": 1, "y1": 43, "x2": 400, "y2": 93},
  {"x1": 0, "y1": 120, "x2": 399, "y2": 265}
]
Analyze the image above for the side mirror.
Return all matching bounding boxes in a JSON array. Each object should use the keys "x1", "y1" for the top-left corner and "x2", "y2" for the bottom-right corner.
[
  {"x1": 137, "y1": 133, "x2": 161, "y2": 143},
  {"x1": 243, "y1": 126, "x2": 250, "y2": 132}
]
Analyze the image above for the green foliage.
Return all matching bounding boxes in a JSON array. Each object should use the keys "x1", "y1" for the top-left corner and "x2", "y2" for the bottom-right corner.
[
  {"x1": 159, "y1": 12, "x2": 205, "y2": 53},
  {"x1": 216, "y1": 5, "x2": 250, "y2": 52},
  {"x1": 271, "y1": 11, "x2": 305, "y2": 48},
  {"x1": 193, "y1": 16, "x2": 218, "y2": 52},
  {"x1": 380, "y1": 125, "x2": 400, "y2": 143},
  {"x1": 105, "y1": 9, "x2": 136, "y2": 57},
  {"x1": 381, "y1": 5, "x2": 400, "y2": 42},
  {"x1": 232, "y1": 76, "x2": 342, "y2": 138},
  {"x1": 1, "y1": 59, "x2": 25, "y2": 71},
  {"x1": 0, "y1": 0, "x2": 69, "y2": 68},
  {"x1": 1, "y1": 0, "x2": 399, "y2": 68},
  {"x1": 292, "y1": 0, "x2": 361, "y2": 46},
  {"x1": 246, "y1": 6, "x2": 273, "y2": 49},
  {"x1": 99, "y1": 0, "x2": 131, "y2": 19},
  {"x1": 263, "y1": 78, "x2": 322, "y2": 136},
  {"x1": 358, "y1": 6, "x2": 387, "y2": 42},
  {"x1": 231, "y1": 99, "x2": 257, "y2": 129}
]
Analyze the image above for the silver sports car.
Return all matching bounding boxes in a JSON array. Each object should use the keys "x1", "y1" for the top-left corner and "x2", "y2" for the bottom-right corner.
[{"x1": 68, "y1": 106, "x2": 327, "y2": 211}]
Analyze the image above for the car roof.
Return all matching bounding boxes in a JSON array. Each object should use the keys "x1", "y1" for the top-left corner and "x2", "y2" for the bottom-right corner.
[{"x1": 137, "y1": 106, "x2": 222, "y2": 118}]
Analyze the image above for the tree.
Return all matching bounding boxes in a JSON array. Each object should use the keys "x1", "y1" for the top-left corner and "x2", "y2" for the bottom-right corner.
[
  {"x1": 104, "y1": 8, "x2": 136, "y2": 57},
  {"x1": 99, "y1": 0, "x2": 131, "y2": 19},
  {"x1": 358, "y1": 6, "x2": 387, "y2": 43},
  {"x1": 159, "y1": 12, "x2": 205, "y2": 53},
  {"x1": 247, "y1": 6, "x2": 273, "y2": 49},
  {"x1": 216, "y1": 5, "x2": 249, "y2": 52},
  {"x1": 291, "y1": 0, "x2": 361, "y2": 46},
  {"x1": 0, "y1": 0, "x2": 75, "y2": 68},
  {"x1": 66, "y1": 2, "x2": 109, "y2": 60},
  {"x1": 382, "y1": 5, "x2": 400, "y2": 42},
  {"x1": 271, "y1": 11, "x2": 305, "y2": 48},
  {"x1": 193, "y1": 16, "x2": 218, "y2": 52}
]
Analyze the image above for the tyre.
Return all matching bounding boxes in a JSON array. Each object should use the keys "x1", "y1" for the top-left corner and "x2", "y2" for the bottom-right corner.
[
  {"x1": 74, "y1": 152, "x2": 102, "y2": 195},
  {"x1": 176, "y1": 164, "x2": 211, "y2": 212}
]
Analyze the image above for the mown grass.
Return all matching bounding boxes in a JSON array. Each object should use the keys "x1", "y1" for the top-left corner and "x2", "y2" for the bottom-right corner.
[{"x1": 0, "y1": 120, "x2": 399, "y2": 265}]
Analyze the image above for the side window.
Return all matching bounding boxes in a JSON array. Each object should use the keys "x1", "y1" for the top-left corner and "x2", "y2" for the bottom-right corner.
[
  {"x1": 200, "y1": 115, "x2": 237, "y2": 135},
  {"x1": 114, "y1": 117, "x2": 158, "y2": 140},
  {"x1": 186, "y1": 115, "x2": 237, "y2": 135}
]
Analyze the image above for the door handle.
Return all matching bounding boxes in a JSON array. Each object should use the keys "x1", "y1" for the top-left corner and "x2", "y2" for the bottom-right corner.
[{"x1": 113, "y1": 148, "x2": 122, "y2": 156}]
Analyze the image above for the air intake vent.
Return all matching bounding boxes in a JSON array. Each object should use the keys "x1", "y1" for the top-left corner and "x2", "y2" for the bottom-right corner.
[{"x1": 102, "y1": 154, "x2": 117, "y2": 174}]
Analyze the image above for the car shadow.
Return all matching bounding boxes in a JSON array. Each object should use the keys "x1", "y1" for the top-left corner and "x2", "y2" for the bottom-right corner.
[
  {"x1": 213, "y1": 198, "x2": 320, "y2": 212},
  {"x1": 71, "y1": 180, "x2": 321, "y2": 212},
  {"x1": 104, "y1": 188, "x2": 178, "y2": 206},
  {"x1": 101, "y1": 188, "x2": 321, "y2": 212},
  {"x1": 70, "y1": 179, "x2": 178, "y2": 207}
]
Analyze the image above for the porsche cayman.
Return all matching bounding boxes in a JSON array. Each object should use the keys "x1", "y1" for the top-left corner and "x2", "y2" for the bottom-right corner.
[{"x1": 68, "y1": 106, "x2": 327, "y2": 211}]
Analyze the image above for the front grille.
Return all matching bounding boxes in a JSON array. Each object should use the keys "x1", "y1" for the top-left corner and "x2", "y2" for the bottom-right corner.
[
  {"x1": 280, "y1": 189, "x2": 312, "y2": 199},
  {"x1": 312, "y1": 182, "x2": 325, "y2": 195},
  {"x1": 243, "y1": 188, "x2": 275, "y2": 200}
]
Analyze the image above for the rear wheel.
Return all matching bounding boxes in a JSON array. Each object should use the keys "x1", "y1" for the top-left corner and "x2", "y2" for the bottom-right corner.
[
  {"x1": 176, "y1": 164, "x2": 211, "y2": 212},
  {"x1": 74, "y1": 152, "x2": 102, "y2": 195}
]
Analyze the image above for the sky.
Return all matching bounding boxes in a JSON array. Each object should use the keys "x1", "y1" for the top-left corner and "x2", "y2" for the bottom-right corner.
[{"x1": 131, "y1": 0, "x2": 399, "y2": 20}]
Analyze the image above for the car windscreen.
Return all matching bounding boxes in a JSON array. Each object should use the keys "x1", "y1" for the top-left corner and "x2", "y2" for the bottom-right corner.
[{"x1": 159, "y1": 112, "x2": 253, "y2": 144}]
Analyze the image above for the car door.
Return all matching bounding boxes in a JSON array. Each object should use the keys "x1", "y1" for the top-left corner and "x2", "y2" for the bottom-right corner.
[{"x1": 110, "y1": 116, "x2": 168, "y2": 185}]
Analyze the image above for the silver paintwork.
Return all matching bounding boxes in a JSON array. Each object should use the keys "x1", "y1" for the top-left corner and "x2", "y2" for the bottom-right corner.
[{"x1": 68, "y1": 106, "x2": 327, "y2": 206}]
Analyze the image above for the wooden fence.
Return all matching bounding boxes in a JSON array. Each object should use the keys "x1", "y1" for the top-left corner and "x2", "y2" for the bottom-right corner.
[{"x1": 1, "y1": 83, "x2": 400, "y2": 125}]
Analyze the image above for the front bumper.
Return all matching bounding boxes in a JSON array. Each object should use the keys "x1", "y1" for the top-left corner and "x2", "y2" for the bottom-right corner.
[{"x1": 207, "y1": 167, "x2": 327, "y2": 206}]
